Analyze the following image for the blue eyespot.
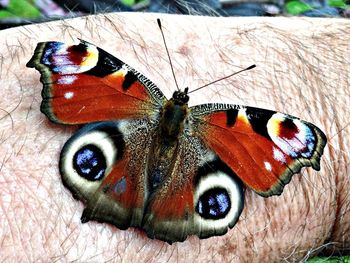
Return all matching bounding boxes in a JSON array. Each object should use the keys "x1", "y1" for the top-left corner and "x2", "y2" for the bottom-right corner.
[
  {"x1": 42, "y1": 42, "x2": 63, "y2": 66},
  {"x1": 302, "y1": 126, "x2": 316, "y2": 158},
  {"x1": 196, "y1": 188, "x2": 231, "y2": 219},
  {"x1": 73, "y1": 144, "x2": 106, "y2": 181}
]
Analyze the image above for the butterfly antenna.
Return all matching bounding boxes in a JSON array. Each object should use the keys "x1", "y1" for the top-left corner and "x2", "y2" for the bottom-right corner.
[
  {"x1": 157, "y1": 18, "x2": 180, "y2": 91},
  {"x1": 188, "y1": 64, "x2": 256, "y2": 94}
]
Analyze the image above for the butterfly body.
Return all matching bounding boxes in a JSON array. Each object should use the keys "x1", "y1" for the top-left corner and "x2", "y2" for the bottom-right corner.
[
  {"x1": 159, "y1": 90, "x2": 189, "y2": 140},
  {"x1": 27, "y1": 39, "x2": 327, "y2": 243}
]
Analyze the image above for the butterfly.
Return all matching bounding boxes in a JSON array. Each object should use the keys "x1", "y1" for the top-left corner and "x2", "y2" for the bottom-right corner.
[{"x1": 27, "y1": 23, "x2": 327, "y2": 244}]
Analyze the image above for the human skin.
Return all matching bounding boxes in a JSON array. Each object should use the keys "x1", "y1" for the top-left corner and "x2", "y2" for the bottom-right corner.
[{"x1": 0, "y1": 13, "x2": 349, "y2": 262}]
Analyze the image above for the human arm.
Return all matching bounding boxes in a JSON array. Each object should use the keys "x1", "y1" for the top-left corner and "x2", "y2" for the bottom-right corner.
[{"x1": 1, "y1": 13, "x2": 349, "y2": 262}]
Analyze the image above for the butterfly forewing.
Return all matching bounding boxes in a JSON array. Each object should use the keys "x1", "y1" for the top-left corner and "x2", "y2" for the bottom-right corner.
[
  {"x1": 190, "y1": 104, "x2": 327, "y2": 197},
  {"x1": 27, "y1": 40, "x2": 166, "y2": 124}
]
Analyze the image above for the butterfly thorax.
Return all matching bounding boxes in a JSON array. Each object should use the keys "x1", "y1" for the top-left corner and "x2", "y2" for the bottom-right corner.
[{"x1": 159, "y1": 89, "x2": 189, "y2": 142}]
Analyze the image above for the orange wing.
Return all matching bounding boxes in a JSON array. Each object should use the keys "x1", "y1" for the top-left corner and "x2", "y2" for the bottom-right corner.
[
  {"x1": 191, "y1": 104, "x2": 327, "y2": 197},
  {"x1": 27, "y1": 40, "x2": 166, "y2": 124}
]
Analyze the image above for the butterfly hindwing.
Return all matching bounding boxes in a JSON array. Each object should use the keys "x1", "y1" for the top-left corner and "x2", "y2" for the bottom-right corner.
[
  {"x1": 27, "y1": 40, "x2": 166, "y2": 124},
  {"x1": 190, "y1": 104, "x2": 327, "y2": 197},
  {"x1": 59, "y1": 120, "x2": 156, "y2": 229},
  {"x1": 142, "y1": 135, "x2": 244, "y2": 243}
]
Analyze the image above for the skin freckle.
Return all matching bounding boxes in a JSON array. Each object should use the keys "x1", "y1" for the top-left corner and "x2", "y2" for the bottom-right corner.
[{"x1": 178, "y1": 45, "x2": 191, "y2": 57}]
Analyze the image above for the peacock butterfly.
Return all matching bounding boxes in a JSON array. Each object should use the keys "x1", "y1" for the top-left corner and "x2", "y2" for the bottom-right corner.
[{"x1": 26, "y1": 19, "x2": 327, "y2": 244}]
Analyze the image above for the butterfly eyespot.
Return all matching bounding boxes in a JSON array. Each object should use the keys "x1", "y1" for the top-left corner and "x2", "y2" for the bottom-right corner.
[
  {"x1": 267, "y1": 113, "x2": 317, "y2": 159},
  {"x1": 193, "y1": 164, "x2": 244, "y2": 238},
  {"x1": 73, "y1": 144, "x2": 107, "y2": 181},
  {"x1": 59, "y1": 122, "x2": 125, "y2": 200},
  {"x1": 196, "y1": 187, "x2": 231, "y2": 219}
]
